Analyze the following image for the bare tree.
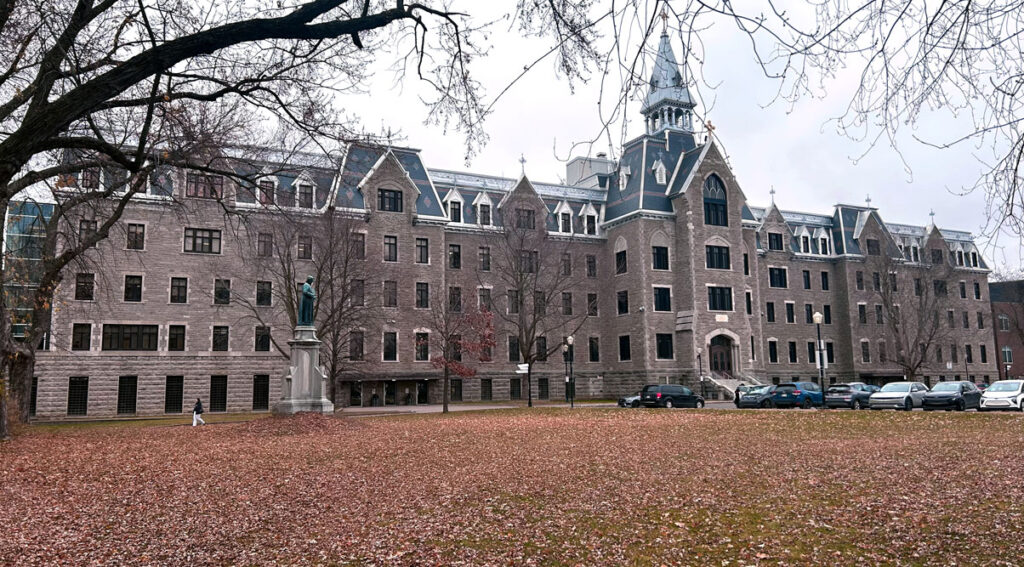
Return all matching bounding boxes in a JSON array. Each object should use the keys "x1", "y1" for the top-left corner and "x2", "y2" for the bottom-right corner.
[
  {"x1": 869, "y1": 250, "x2": 957, "y2": 381},
  {"x1": 485, "y1": 189, "x2": 589, "y2": 407},
  {"x1": 418, "y1": 285, "x2": 494, "y2": 413},
  {"x1": 232, "y1": 208, "x2": 379, "y2": 404}
]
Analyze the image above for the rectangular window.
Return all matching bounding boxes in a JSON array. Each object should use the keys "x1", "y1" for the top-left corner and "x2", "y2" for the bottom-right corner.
[
  {"x1": 951, "y1": 343, "x2": 958, "y2": 363},
  {"x1": 562, "y1": 292, "x2": 573, "y2": 315},
  {"x1": 449, "y1": 244, "x2": 462, "y2": 269},
  {"x1": 656, "y1": 333, "x2": 674, "y2": 360},
  {"x1": 349, "y1": 331, "x2": 364, "y2": 361},
  {"x1": 508, "y1": 290, "x2": 521, "y2": 314},
  {"x1": 963, "y1": 311, "x2": 970, "y2": 329},
  {"x1": 72, "y1": 323, "x2": 91, "y2": 351},
  {"x1": 914, "y1": 278, "x2": 923, "y2": 296},
  {"x1": 352, "y1": 233, "x2": 365, "y2": 260},
  {"x1": 875, "y1": 304, "x2": 883, "y2": 325},
  {"x1": 80, "y1": 168, "x2": 100, "y2": 189},
  {"x1": 788, "y1": 341, "x2": 797, "y2": 363},
  {"x1": 383, "y1": 235, "x2": 398, "y2": 262},
  {"x1": 297, "y1": 184, "x2": 314, "y2": 209},
  {"x1": 415, "y1": 282, "x2": 429, "y2": 309},
  {"x1": 801, "y1": 236, "x2": 811, "y2": 254},
  {"x1": 977, "y1": 312, "x2": 985, "y2": 329},
  {"x1": 974, "y1": 282, "x2": 982, "y2": 300},
  {"x1": 214, "y1": 279, "x2": 231, "y2": 305},
  {"x1": 743, "y1": 253, "x2": 750, "y2": 276},
  {"x1": 821, "y1": 272, "x2": 830, "y2": 290},
  {"x1": 256, "y1": 232, "x2": 273, "y2": 257},
  {"x1": 168, "y1": 325, "x2": 185, "y2": 351},
  {"x1": 67, "y1": 376, "x2": 89, "y2": 416},
  {"x1": 478, "y1": 288, "x2": 492, "y2": 311},
  {"x1": 705, "y1": 245, "x2": 730, "y2": 270},
  {"x1": 802, "y1": 270, "x2": 811, "y2": 290},
  {"x1": 618, "y1": 335, "x2": 632, "y2": 361},
  {"x1": 508, "y1": 336, "x2": 520, "y2": 362},
  {"x1": 537, "y1": 378, "x2": 549, "y2": 400},
  {"x1": 766, "y1": 302, "x2": 776, "y2": 323},
  {"x1": 510, "y1": 378, "x2": 522, "y2": 400},
  {"x1": 653, "y1": 287, "x2": 672, "y2": 312},
  {"x1": 965, "y1": 344, "x2": 974, "y2": 364},
  {"x1": 295, "y1": 235, "x2": 312, "y2": 260},
  {"x1": 75, "y1": 273, "x2": 95, "y2": 300},
  {"x1": 768, "y1": 232, "x2": 783, "y2": 251},
  {"x1": 823, "y1": 305, "x2": 832, "y2": 324},
  {"x1": 533, "y1": 291, "x2": 546, "y2": 316},
  {"x1": 786, "y1": 303, "x2": 795, "y2": 324},
  {"x1": 212, "y1": 326, "x2": 229, "y2": 351},
  {"x1": 704, "y1": 200, "x2": 727, "y2": 226},
  {"x1": 589, "y1": 337, "x2": 600, "y2": 362},
  {"x1": 826, "y1": 342, "x2": 835, "y2": 364},
  {"x1": 805, "y1": 304, "x2": 814, "y2": 324},
  {"x1": 561, "y1": 253, "x2": 572, "y2": 276},
  {"x1": 518, "y1": 250, "x2": 538, "y2": 273},
  {"x1": 769, "y1": 268, "x2": 788, "y2": 288},
  {"x1": 449, "y1": 287, "x2": 462, "y2": 312},
  {"x1": 79, "y1": 219, "x2": 97, "y2": 247},
  {"x1": 586, "y1": 215, "x2": 597, "y2": 235},
  {"x1": 415, "y1": 332, "x2": 429, "y2": 361},
  {"x1": 256, "y1": 281, "x2": 272, "y2": 306},
  {"x1": 807, "y1": 342, "x2": 816, "y2": 364},
  {"x1": 536, "y1": 336, "x2": 547, "y2": 362},
  {"x1": 383, "y1": 332, "x2": 398, "y2": 361},
  {"x1": 861, "y1": 342, "x2": 872, "y2": 363},
  {"x1": 383, "y1": 280, "x2": 398, "y2": 308},
  {"x1": 379, "y1": 189, "x2": 403, "y2": 212},
  {"x1": 480, "y1": 379, "x2": 492, "y2": 401},
  {"x1": 586, "y1": 255, "x2": 597, "y2": 278},
  {"x1": 515, "y1": 208, "x2": 536, "y2": 229},
  {"x1": 102, "y1": 324, "x2": 159, "y2": 351},
  {"x1": 165, "y1": 376, "x2": 184, "y2": 413},
  {"x1": 931, "y1": 248, "x2": 944, "y2": 264},
  {"x1": 999, "y1": 314, "x2": 1010, "y2": 331},
  {"x1": 587, "y1": 293, "x2": 598, "y2": 316},
  {"x1": 560, "y1": 212, "x2": 571, "y2": 233},
  {"x1": 615, "y1": 250, "x2": 627, "y2": 274},
  {"x1": 653, "y1": 246, "x2": 669, "y2": 270},
  {"x1": 858, "y1": 304, "x2": 867, "y2": 324},
  {"x1": 478, "y1": 204, "x2": 491, "y2": 226},
  {"x1": 820, "y1": 238, "x2": 830, "y2": 255},
  {"x1": 169, "y1": 277, "x2": 189, "y2": 303},
  {"x1": 185, "y1": 173, "x2": 223, "y2": 199},
  {"x1": 872, "y1": 272, "x2": 881, "y2": 292},
  {"x1": 745, "y1": 291, "x2": 752, "y2": 315},
  {"x1": 959, "y1": 281, "x2": 967, "y2": 299},
  {"x1": 416, "y1": 238, "x2": 429, "y2": 264},
  {"x1": 866, "y1": 239, "x2": 880, "y2": 255},
  {"x1": 708, "y1": 287, "x2": 733, "y2": 311},
  {"x1": 479, "y1": 246, "x2": 491, "y2": 271},
  {"x1": 350, "y1": 279, "x2": 365, "y2": 307},
  {"x1": 448, "y1": 201, "x2": 462, "y2": 223},
  {"x1": 253, "y1": 375, "x2": 270, "y2": 411},
  {"x1": 124, "y1": 275, "x2": 142, "y2": 302},
  {"x1": 768, "y1": 341, "x2": 778, "y2": 363},
  {"x1": 126, "y1": 223, "x2": 145, "y2": 250},
  {"x1": 209, "y1": 375, "x2": 227, "y2": 413},
  {"x1": 258, "y1": 180, "x2": 275, "y2": 205},
  {"x1": 856, "y1": 271, "x2": 864, "y2": 291},
  {"x1": 254, "y1": 326, "x2": 271, "y2": 351},
  {"x1": 981, "y1": 345, "x2": 988, "y2": 364},
  {"x1": 183, "y1": 228, "x2": 222, "y2": 254},
  {"x1": 1003, "y1": 346, "x2": 1013, "y2": 364},
  {"x1": 617, "y1": 290, "x2": 629, "y2": 315}
]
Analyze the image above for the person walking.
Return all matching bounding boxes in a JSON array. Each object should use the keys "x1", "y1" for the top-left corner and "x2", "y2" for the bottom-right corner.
[{"x1": 192, "y1": 398, "x2": 206, "y2": 426}]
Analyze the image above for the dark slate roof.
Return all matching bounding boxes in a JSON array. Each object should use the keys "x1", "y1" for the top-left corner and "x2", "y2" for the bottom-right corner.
[
  {"x1": 667, "y1": 144, "x2": 705, "y2": 197},
  {"x1": 991, "y1": 281, "x2": 1024, "y2": 303},
  {"x1": 334, "y1": 144, "x2": 445, "y2": 216},
  {"x1": 643, "y1": 31, "x2": 694, "y2": 112}
]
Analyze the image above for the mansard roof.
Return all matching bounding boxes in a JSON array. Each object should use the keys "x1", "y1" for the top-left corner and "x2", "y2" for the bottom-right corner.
[{"x1": 335, "y1": 144, "x2": 444, "y2": 216}]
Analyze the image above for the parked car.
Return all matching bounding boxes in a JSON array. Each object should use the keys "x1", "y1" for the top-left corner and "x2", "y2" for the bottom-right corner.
[
  {"x1": 618, "y1": 393, "x2": 641, "y2": 408},
  {"x1": 772, "y1": 382, "x2": 823, "y2": 409},
  {"x1": 736, "y1": 385, "x2": 778, "y2": 408},
  {"x1": 922, "y1": 381, "x2": 982, "y2": 411},
  {"x1": 869, "y1": 381, "x2": 928, "y2": 410},
  {"x1": 979, "y1": 380, "x2": 1024, "y2": 412},
  {"x1": 976, "y1": 382, "x2": 991, "y2": 393},
  {"x1": 824, "y1": 382, "x2": 873, "y2": 410},
  {"x1": 733, "y1": 384, "x2": 761, "y2": 407},
  {"x1": 640, "y1": 384, "x2": 705, "y2": 408}
]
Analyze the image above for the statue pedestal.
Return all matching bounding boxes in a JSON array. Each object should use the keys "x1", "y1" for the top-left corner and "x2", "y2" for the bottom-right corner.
[{"x1": 272, "y1": 326, "x2": 335, "y2": 415}]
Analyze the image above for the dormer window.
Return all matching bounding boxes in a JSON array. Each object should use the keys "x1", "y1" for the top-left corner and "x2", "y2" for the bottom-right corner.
[
  {"x1": 80, "y1": 168, "x2": 100, "y2": 190},
  {"x1": 801, "y1": 236, "x2": 810, "y2": 254},
  {"x1": 820, "y1": 237, "x2": 830, "y2": 255},
  {"x1": 258, "y1": 180, "x2": 275, "y2": 205},
  {"x1": 478, "y1": 204, "x2": 491, "y2": 226},
  {"x1": 560, "y1": 212, "x2": 572, "y2": 233},
  {"x1": 652, "y1": 159, "x2": 667, "y2": 185},
  {"x1": 297, "y1": 183, "x2": 314, "y2": 209},
  {"x1": 586, "y1": 215, "x2": 597, "y2": 235},
  {"x1": 971, "y1": 251, "x2": 979, "y2": 267},
  {"x1": 956, "y1": 250, "x2": 964, "y2": 266},
  {"x1": 912, "y1": 246, "x2": 920, "y2": 263},
  {"x1": 378, "y1": 188, "x2": 403, "y2": 212},
  {"x1": 449, "y1": 201, "x2": 462, "y2": 223},
  {"x1": 185, "y1": 173, "x2": 223, "y2": 199},
  {"x1": 618, "y1": 166, "x2": 631, "y2": 191}
]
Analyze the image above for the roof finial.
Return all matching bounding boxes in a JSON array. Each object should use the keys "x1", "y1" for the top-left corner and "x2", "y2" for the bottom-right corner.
[
  {"x1": 769, "y1": 186, "x2": 776, "y2": 205},
  {"x1": 865, "y1": 193, "x2": 872, "y2": 207},
  {"x1": 929, "y1": 208, "x2": 935, "y2": 223},
  {"x1": 660, "y1": 4, "x2": 669, "y2": 34},
  {"x1": 519, "y1": 153, "x2": 526, "y2": 176}
]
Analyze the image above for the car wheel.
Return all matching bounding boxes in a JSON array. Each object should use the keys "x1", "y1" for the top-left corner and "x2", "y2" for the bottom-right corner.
[
  {"x1": 630, "y1": 400, "x2": 639, "y2": 408},
  {"x1": 852, "y1": 399, "x2": 862, "y2": 410},
  {"x1": 760, "y1": 400, "x2": 773, "y2": 409},
  {"x1": 956, "y1": 399, "x2": 966, "y2": 412},
  {"x1": 801, "y1": 398, "x2": 813, "y2": 409},
  {"x1": 904, "y1": 398, "x2": 913, "y2": 411},
  {"x1": 696, "y1": 400, "x2": 705, "y2": 409},
  {"x1": 665, "y1": 399, "x2": 674, "y2": 409}
]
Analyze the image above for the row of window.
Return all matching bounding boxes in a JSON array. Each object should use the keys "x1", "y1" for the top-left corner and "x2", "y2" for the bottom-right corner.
[
  {"x1": 765, "y1": 302, "x2": 832, "y2": 324},
  {"x1": 767, "y1": 340, "x2": 836, "y2": 365},
  {"x1": 74, "y1": 273, "x2": 272, "y2": 306},
  {"x1": 766, "y1": 268, "x2": 831, "y2": 291},
  {"x1": 856, "y1": 342, "x2": 990, "y2": 365},
  {"x1": 62, "y1": 374, "x2": 268, "y2": 417},
  {"x1": 70, "y1": 323, "x2": 272, "y2": 352}
]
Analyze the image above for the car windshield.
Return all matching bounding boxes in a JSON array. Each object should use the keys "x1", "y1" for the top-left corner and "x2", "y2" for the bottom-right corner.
[
  {"x1": 988, "y1": 381, "x2": 1023, "y2": 392},
  {"x1": 931, "y1": 382, "x2": 961, "y2": 392},
  {"x1": 828, "y1": 385, "x2": 851, "y2": 393},
  {"x1": 880, "y1": 383, "x2": 911, "y2": 392},
  {"x1": 748, "y1": 386, "x2": 771, "y2": 394}
]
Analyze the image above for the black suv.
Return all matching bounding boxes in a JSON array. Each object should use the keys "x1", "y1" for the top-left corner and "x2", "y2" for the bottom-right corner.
[{"x1": 640, "y1": 384, "x2": 705, "y2": 409}]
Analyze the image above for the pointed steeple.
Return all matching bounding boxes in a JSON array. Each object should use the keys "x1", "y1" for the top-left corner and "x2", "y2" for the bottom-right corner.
[{"x1": 641, "y1": 24, "x2": 696, "y2": 134}]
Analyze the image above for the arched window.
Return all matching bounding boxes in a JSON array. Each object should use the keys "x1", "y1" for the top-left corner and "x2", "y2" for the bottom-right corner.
[{"x1": 703, "y1": 174, "x2": 727, "y2": 227}]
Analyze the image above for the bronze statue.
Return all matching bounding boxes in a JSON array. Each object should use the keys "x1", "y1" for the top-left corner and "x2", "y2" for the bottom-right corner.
[{"x1": 298, "y1": 275, "x2": 316, "y2": 326}]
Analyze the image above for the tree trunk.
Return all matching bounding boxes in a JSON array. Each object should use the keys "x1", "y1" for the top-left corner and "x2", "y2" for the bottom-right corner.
[
  {"x1": 442, "y1": 367, "x2": 450, "y2": 414},
  {"x1": 13, "y1": 355, "x2": 34, "y2": 423},
  {"x1": 526, "y1": 364, "x2": 533, "y2": 408},
  {"x1": 0, "y1": 376, "x2": 10, "y2": 441}
]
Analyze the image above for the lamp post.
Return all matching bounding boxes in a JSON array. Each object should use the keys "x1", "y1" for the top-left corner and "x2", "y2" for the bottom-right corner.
[
  {"x1": 1006, "y1": 363, "x2": 1013, "y2": 380},
  {"x1": 697, "y1": 347, "x2": 705, "y2": 398},
  {"x1": 563, "y1": 336, "x2": 575, "y2": 408},
  {"x1": 813, "y1": 311, "x2": 825, "y2": 406}
]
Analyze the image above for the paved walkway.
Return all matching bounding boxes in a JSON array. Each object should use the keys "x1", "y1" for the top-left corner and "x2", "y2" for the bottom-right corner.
[{"x1": 339, "y1": 401, "x2": 618, "y2": 417}]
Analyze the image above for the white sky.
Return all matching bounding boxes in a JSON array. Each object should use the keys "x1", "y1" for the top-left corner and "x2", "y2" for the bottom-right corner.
[{"x1": 346, "y1": 2, "x2": 1020, "y2": 270}]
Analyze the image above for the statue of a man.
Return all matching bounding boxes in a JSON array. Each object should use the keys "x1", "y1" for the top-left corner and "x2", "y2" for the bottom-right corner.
[{"x1": 298, "y1": 275, "x2": 316, "y2": 326}]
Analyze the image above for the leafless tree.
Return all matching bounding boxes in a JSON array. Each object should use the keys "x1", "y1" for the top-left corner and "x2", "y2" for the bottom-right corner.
[{"x1": 484, "y1": 189, "x2": 589, "y2": 407}]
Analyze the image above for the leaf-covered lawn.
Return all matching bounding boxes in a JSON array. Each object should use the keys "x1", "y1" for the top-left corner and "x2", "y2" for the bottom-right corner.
[{"x1": 2, "y1": 409, "x2": 1024, "y2": 565}]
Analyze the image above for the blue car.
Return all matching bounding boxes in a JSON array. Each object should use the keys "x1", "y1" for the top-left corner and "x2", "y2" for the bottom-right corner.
[{"x1": 772, "y1": 382, "x2": 824, "y2": 408}]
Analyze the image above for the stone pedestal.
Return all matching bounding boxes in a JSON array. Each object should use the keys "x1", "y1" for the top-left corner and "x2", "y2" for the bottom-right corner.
[{"x1": 273, "y1": 326, "x2": 335, "y2": 415}]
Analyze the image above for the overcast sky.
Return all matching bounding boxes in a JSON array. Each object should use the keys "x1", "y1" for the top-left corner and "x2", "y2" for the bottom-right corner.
[{"x1": 347, "y1": 2, "x2": 1019, "y2": 269}]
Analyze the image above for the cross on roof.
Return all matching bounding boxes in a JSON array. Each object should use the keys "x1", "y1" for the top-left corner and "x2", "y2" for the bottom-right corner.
[
  {"x1": 706, "y1": 119, "x2": 716, "y2": 133},
  {"x1": 660, "y1": 4, "x2": 669, "y2": 33},
  {"x1": 865, "y1": 194, "x2": 872, "y2": 207},
  {"x1": 519, "y1": 154, "x2": 526, "y2": 175},
  {"x1": 929, "y1": 209, "x2": 935, "y2": 223},
  {"x1": 769, "y1": 186, "x2": 776, "y2": 204}
]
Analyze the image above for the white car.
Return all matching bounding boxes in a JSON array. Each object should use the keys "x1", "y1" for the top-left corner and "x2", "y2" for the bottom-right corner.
[
  {"x1": 869, "y1": 381, "x2": 929, "y2": 410},
  {"x1": 979, "y1": 380, "x2": 1024, "y2": 412}
]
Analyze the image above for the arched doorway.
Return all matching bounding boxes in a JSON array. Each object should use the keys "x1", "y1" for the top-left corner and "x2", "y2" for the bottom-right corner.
[{"x1": 709, "y1": 335, "x2": 734, "y2": 376}]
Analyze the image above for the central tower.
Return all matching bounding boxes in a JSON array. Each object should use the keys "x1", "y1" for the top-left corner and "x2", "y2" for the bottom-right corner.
[{"x1": 641, "y1": 24, "x2": 696, "y2": 135}]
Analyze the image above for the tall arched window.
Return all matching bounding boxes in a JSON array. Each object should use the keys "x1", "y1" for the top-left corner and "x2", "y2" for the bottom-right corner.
[{"x1": 703, "y1": 174, "x2": 728, "y2": 227}]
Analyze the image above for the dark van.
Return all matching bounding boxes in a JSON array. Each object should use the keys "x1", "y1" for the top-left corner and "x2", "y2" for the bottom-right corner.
[{"x1": 640, "y1": 384, "x2": 706, "y2": 408}]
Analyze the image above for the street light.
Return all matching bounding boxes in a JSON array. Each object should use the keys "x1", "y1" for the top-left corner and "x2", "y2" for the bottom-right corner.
[
  {"x1": 562, "y1": 336, "x2": 575, "y2": 408},
  {"x1": 696, "y1": 347, "x2": 705, "y2": 398},
  {"x1": 812, "y1": 311, "x2": 826, "y2": 406}
]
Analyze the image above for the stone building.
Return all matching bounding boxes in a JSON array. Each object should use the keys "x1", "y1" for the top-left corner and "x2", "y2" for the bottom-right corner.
[
  {"x1": 990, "y1": 280, "x2": 1024, "y2": 381},
  {"x1": 16, "y1": 28, "x2": 997, "y2": 420}
]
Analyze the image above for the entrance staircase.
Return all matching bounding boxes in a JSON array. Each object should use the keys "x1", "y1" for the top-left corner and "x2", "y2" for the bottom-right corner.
[{"x1": 704, "y1": 371, "x2": 763, "y2": 401}]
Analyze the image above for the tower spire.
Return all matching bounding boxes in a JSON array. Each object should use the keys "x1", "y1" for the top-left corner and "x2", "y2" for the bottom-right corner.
[{"x1": 641, "y1": 20, "x2": 696, "y2": 135}]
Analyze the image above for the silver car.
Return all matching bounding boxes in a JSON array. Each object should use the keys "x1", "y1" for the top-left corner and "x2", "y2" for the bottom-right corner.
[
  {"x1": 979, "y1": 380, "x2": 1024, "y2": 411},
  {"x1": 869, "y1": 381, "x2": 929, "y2": 410}
]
